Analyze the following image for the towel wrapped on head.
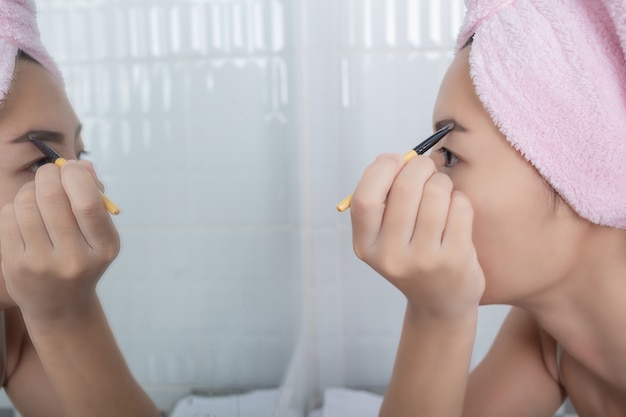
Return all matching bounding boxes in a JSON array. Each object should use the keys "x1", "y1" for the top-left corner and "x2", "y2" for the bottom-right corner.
[
  {"x1": 456, "y1": 0, "x2": 626, "y2": 229},
  {"x1": 0, "y1": 0, "x2": 62, "y2": 104}
]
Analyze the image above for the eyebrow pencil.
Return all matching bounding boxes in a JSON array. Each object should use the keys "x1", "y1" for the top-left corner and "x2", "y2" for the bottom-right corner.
[
  {"x1": 28, "y1": 137, "x2": 121, "y2": 215},
  {"x1": 336, "y1": 123, "x2": 454, "y2": 212}
]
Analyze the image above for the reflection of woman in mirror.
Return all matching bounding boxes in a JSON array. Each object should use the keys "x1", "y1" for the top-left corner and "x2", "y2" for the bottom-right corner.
[
  {"x1": 0, "y1": 2, "x2": 159, "y2": 415},
  {"x1": 350, "y1": 1, "x2": 626, "y2": 416}
]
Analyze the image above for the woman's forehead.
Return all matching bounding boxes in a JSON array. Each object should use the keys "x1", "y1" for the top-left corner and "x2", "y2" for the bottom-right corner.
[
  {"x1": 432, "y1": 49, "x2": 493, "y2": 130},
  {"x1": 0, "y1": 60, "x2": 77, "y2": 141}
]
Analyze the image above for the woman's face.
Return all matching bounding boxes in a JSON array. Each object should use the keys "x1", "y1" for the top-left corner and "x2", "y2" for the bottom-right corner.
[
  {"x1": 430, "y1": 47, "x2": 590, "y2": 305},
  {"x1": 0, "y1": 58, "x2": 83, "y2": 307}
]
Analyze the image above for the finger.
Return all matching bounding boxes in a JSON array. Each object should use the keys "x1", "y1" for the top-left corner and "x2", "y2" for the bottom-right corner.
[
  {"x1": 60, "y1": 161, "x2": 119, "y2": 251},
  {"x1": 378, "y1": 155, "x2": 437, "y2": 247},
  {"x1": 441, "y1": 191, "x2": 474, "y2": 252},
  {"x1": 13, "y1": 182, "x2": 53, "y2": 252},
  {"x1": 0, "y1": 203, "x2": 25, "y2": 261},
  {"x1": 79, "y1": 159, "x2": 105, "y2": 192},
  {"x1": 351, "y1": 154, "x2": 405, "y2": 254},
  {"x1": 34, "y1": 164, "x2": 85, "y2": 248},
  {"x1": 411, "y1": 172, "x2": 453, "y2": 252}
]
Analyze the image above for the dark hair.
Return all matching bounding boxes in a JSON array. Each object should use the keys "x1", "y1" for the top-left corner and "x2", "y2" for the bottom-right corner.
[
  {"x1": 17, "y1": 49, "x2": 40, "y2": 65},
  {"x1": 462, "y1": 34, "x2": 474, "y2": 49}
]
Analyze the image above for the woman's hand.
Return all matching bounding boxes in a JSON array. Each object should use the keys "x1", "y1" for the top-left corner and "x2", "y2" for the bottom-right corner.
[
  {"x1": 0, "y1": 160, "x2": 120, "y2": 322},
  {"x1": 351, "y1": 153, "x2": 485, "y2": 320}
]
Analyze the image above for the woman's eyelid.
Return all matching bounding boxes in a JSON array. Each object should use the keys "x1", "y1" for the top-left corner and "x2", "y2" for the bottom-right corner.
[
  {"x1": 25, "y1": 156, "x2": 54, "y2": 173},
  {"x1": 444, "y1": 146, "x2": 460, "y2": 160},
  {"x1": 440, "y1": 142, "x2": 462, "y2": 159},
  {"x1": 436, "y1": 146, "x2": 460, "y2": 168},
  {"x1": 25, "y1": 148, "x2": 87, "y2": 173}
]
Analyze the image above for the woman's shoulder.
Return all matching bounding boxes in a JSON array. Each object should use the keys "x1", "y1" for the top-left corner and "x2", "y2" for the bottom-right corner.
[
  {"x1": 464, "y1": 307, "x2": 566, "y2": 415},
  {"x1": 492, "y1": 307, "x2": 562, "y2": 386}
]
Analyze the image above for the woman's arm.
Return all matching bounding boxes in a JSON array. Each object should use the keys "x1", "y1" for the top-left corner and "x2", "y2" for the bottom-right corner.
[
  {"x1": 463, "y1": 307, "x2": 565, "y2": 417},
  {"x1": 379, "y1": 308, "x2": 478, "y2": 417},
  {"x1": 349, "y1": 154, "x2": 485, "y2": 417},
  {"x1": 381, "y1": 307, "x2": 565, "y2": 417},
  {"x1": 6, "y1": 300, "x2": 160, "y2": 417},
  {"x1": 349, "y1": 155, "x2": 564, "y2": 416}
]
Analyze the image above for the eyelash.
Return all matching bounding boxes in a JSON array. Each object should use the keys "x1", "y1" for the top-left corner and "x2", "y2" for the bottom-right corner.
[
  {"x1": 26, "y1": 157, "x2": 54, "y2": 173},
  {"x1": 436, "y1": 147, "x2": 460, "y2": 168},
  {"x1": 26, "y1": 150, "x2": 89, "y2": 173}
]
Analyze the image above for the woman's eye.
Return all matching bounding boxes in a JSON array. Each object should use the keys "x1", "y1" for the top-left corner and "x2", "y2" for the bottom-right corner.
[
  {"x1": 26, "y1": 150, "x2": 87, "y2": 173},
  {"x1": 26, "y1": 157, "x2": 54, "y2": 173},
  {"x1": 437, "y1": 147, "x2": 460, "y2": 168}
]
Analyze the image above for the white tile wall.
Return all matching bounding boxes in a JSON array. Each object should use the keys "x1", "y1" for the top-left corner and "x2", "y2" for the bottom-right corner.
[
  {"x1": 32, "y1": 0, "x2": 303, "y2": 415},
  {"x1": 2, "y1": 0, "x2": 519, "y2": 416}
]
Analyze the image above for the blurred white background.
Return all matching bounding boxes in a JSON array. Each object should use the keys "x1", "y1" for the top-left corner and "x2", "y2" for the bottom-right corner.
[{"x1": 2, "y1": 0, "x2": 513, "y2": 416}]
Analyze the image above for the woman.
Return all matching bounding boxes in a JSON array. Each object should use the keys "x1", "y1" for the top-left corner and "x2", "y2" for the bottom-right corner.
[
  {"x1": 350, "y1": 1, "x2": 626, "y2": 416},
  {"x1": 0, "y1": 1, "x2": 160, "y2": 416}
]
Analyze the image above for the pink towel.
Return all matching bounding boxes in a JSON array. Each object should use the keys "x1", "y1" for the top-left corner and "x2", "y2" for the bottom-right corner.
[
  {"x1": 0, "y1": 0, "x2": 61, "y2": 103},
  {"x1": 456, "y1": 0, "x2": 626, "y2": 229}
]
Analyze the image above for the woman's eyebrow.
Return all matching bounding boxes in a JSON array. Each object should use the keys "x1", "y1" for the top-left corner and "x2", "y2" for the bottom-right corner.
[
  {"x1": 9, "y1": 123, "x2": 83, "y2": 145},
  {"x1": 434, "y1": 118, "x2": 467, "y2": 132}
]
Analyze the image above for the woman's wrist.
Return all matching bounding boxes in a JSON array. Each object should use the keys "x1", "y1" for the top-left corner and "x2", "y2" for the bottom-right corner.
[
  {"x1": 21, "y1": 292, "x2": 103, "y2": 338},
  {"x1": 404, "y1": 301, "x2": 479, "y2": 337}
]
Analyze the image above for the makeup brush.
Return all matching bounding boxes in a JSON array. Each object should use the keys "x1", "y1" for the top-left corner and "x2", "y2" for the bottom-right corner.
[
  {"x1": 336, "y1": 123, "x2": 454, "y2": 212},
  {"x1": 28, "y1": 137, "x2": 121, "y2": 215}
]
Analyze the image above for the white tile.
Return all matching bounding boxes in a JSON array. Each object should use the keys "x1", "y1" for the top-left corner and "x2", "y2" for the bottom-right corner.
[
  {"x1": 191, "y1": 228, "x2": 298, "y2": 317},
  {"x1": 304, "y1": 52, "x2": 340, "y2": 111},
  {"x1": 190, "y1": 229, "x2": 300, "y2": 388},
  {"x1": 307, "y1": 114, "x2": 340, "y2": 228},
  {"x1": 312, "y1": 232, "x2": 346, "y2": 390},
  {"x1": 398, "y1": 52, "x2": 453, "y2": 109},
  {"x1": 98, "y1": 227, "x2": 195, "y2": 332},
  {"x1": 310, "y1": 231, "x2": 341, "y2": 286},
  {"x1": 338, "y1": 0, "x2": 378, "y2": 49},
  {"x1": 120, "y1": 332, "x2": 198, "y2": 386},
  {"x1": 101, "y1": 172, "x2": 190, "y2": 226},
  {"x1": 342, "y1": 336, "x2": 398, "y2": 389},
  {"x1": 186, "y1": 131, "x2": 293, "y2": 226},
  {"x1": 194, "y1": 334, "x2": 295, "y2": 389},
  {"x1": 341, "y1": 274, "x2": 404, "y2": 338},
  {"x1": 38, "y1": 8, "x2": 70, "y2": 61},
  {"x1": 302, "y1": 0, "x2": 336, "y2": 50},
  {"x1": 316, "y1": 337, "x2": 345, "y2": 391},
  {"x1": 314, "y1": 280, "x2": 343, "y2": 341},
  {"x1": 182, "y1": 57, "x2": 297, "y2": 226}
]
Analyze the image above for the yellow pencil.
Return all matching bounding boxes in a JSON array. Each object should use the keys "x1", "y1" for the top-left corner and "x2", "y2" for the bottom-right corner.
[
  {"x1": 336, "y1": 123, "x2": 454, "y2": 212},
  {"x1": 52, "y1": 157, "x2": 121, "y2": 215}
]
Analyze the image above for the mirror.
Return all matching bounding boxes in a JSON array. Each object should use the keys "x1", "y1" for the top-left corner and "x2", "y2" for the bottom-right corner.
[
  {"x1": 32, "y1": 1, "x2": 304, "y2": 415},
  {"x1": 0, "y1": 1, "x2": 507, "y2": 416}
]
